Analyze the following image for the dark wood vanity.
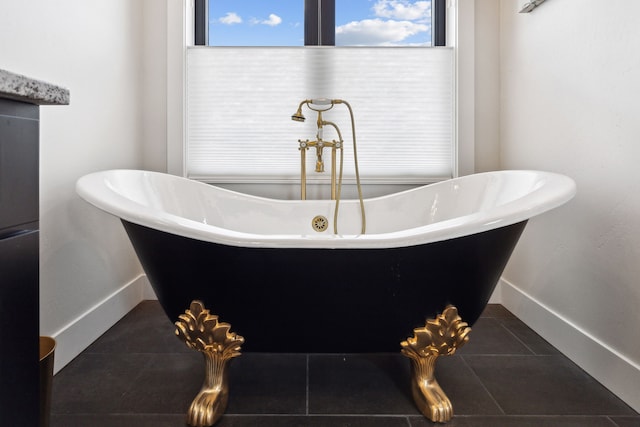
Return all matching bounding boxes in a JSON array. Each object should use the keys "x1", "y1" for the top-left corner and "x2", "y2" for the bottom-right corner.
[{"x1": 0, "y1": 69, "x2": 68, "y2": 426}]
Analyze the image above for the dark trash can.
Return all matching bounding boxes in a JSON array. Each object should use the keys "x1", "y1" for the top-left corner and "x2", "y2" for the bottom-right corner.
[{"x1": 39, "y1": 336, "x2": 56, "y2": 427}]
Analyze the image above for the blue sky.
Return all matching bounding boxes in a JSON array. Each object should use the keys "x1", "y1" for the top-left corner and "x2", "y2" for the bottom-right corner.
[{"x1": 209, "y1": 0, "x2": 432, "y2": 46}]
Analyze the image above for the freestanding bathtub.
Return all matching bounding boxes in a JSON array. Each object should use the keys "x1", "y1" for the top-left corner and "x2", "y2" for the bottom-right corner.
[{"x1": 76, "y1": 169, "x2": 575, "y2": 426}]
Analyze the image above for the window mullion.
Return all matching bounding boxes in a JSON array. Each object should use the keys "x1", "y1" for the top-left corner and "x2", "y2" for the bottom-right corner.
[
  {"x1": 304, "y1": 0, "x2": 334, "y2": 46},
  {"x1": 194, "y1": 0, "x2": 208, "y2": 46},
  {"x1": 434, "y1": 0, "x2": 447, "y2": 46}
]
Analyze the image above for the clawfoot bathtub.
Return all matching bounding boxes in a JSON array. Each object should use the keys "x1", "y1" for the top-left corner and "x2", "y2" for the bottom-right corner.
[{"x1": 76, "y1": 169, "x2": 575, "y2": 425}]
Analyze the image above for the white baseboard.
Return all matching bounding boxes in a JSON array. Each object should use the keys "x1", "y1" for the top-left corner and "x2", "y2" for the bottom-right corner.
[
  {"x1": 488, "y1": 280, "x2": 502, "y2": 304},
  {"x1": 500, "y1": 277, "x2": 640, "y2": 413},
  {"x1": 49, "y1": 274, "x2": 150, "y2": 374}
]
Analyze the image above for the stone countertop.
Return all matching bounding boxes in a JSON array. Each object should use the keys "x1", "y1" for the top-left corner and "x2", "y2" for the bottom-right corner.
[{"x1": 0, "y1": 69, "x2": 69, "y2": 105}]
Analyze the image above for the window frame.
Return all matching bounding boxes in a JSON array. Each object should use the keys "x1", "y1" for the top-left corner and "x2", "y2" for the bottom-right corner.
[
  {"x1": 179, "y1": 0, "x2": 469, "y2": 187},
  {"x1": 168, "y1": 0, "x2": 476, "y2": 180},
  {"x1": 195, "y1": 0, "x2": 446, "y2": 47}
]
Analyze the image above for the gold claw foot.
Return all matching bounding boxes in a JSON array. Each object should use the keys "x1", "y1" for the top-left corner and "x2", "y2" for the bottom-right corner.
[
  {"x1": 175, "y1": 300, "x2": 244, "y2": 427},
  {"x1": 401, "y1": 305, "x2": 471, "y2": 423}
]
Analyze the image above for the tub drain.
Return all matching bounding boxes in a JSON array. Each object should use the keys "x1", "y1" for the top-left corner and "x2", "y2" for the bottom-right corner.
[{"x1": 311, "y1": 215, "x2": 329, "y2": 232}]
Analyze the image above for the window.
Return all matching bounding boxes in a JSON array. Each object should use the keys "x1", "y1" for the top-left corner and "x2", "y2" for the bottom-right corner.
[
  {"x1": 187, "y1": 1, "x2": 453, "y2": 185},
  {"x1": 196, "y1": 0, "x2": 446, "y2": 46},
  {"x1": 203, "y1": 0, "x2": 304, "y2": 46}
]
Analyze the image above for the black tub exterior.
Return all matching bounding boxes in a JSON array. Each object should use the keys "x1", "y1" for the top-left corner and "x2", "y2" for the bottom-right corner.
[{"x1": 122, "y1": 220, "x2": 527, "y2": 353}]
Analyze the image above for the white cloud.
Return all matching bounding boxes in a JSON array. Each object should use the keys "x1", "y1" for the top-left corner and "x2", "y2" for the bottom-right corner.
[
  {"x1": 219, "y1": 12, "x2": 242, "y2": 25},
  {"x1": 373, "y1": 0, "x2": 431, "y2": 21},
  {"x1": 251, "y1": 13, "x2": 283, "y2": 26},
  {"x1": 264, "y1": 14, "x2": 282, "y2": 26},
  {"x1": 336, "y1": 18, "x2": 428, "y2": 46}
]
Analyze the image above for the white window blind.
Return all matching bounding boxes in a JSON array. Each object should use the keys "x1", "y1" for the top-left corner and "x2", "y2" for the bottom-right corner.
[{"x1": 186, "y1": 46, "x2": 454, "y2": 184}]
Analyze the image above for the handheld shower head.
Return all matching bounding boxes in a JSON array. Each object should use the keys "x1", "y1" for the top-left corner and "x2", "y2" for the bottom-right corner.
[
  {"x1": 291, "y1": 100, "x2": 308, "y2": 122},
  {"x1": 291, "y1": 109, "x2": 306, "y2": 122}
]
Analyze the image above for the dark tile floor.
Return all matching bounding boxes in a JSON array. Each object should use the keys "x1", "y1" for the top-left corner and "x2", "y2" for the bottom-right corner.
[{"x1": 51, "y1": 302, "x2": 640, "y2": 427}]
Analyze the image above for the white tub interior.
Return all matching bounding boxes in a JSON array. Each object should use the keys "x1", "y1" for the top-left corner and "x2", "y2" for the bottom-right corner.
[{"x1": 77, "y1": 170, "x2": 576, "y2": 249}]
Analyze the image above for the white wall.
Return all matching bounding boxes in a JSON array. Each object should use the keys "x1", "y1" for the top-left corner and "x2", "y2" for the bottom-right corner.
[
  {"x1": 142, "y1": 0, "x2": 169, "y2": 173},
  {"x1": 499, "y1": 0, "x2": 640, "y2": 411},
  {"x1": 474, "y1": 0, "x2": 500, "y2": 173},
  {"x1": 0, "y1": 0, "x2": 168, "y2": 371}
]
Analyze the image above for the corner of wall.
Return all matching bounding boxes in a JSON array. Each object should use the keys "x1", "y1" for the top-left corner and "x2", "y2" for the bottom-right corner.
[
  {"x1": 473, "y1": 0, "x2": 501, "y2": 173},
  {"x1": 452, "y1": 0, "x2": 475, "y2": 176}
]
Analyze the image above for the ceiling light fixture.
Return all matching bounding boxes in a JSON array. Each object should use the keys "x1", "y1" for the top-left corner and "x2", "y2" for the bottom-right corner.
[{"x1": 519, "y1": 0, "x2": 546, "y2": 13}]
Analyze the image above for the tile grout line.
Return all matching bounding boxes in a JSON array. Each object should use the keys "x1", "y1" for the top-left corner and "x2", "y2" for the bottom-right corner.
[
  {"x1": 606, "y1": 415, "x2": 623, "y2": 427},
  {"x1": 459, "y1": 354, "x2": 507, "y2": 416},
  {"x1": 496, "y1": 319, "x2": 538, "y2": 355}
]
